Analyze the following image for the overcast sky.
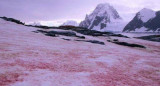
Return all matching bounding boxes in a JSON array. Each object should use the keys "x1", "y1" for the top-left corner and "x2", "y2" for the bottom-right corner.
[{"x1": 0, "y1": 0, "x2": 160, "y2": 26}]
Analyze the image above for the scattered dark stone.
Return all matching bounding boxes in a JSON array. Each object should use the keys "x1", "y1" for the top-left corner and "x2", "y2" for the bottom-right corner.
[
  {"x1": 32, "y1": 31, "x2": 39, "y2": 33},
  {"x1": 75, "y1": 40, "x2": 105, "y2": 45},
  {"x1": 48, "y1": 31, "x2": 77, "y2": 37},
  {"x1": 35, "y1": 30, "x2": 86, "y2": 39},
  {"x1": 58, "y1": 26, "x2": 114, "y2": 36},
  {"x1": 59, "y1": 26, "x2": 77, "y2": 29},
  {"x1": 113, "y1": 39, "x2": 119, "y2": 42},
  {"x1": 110, "y1": 34, "x2": 129, "y2": 38},
  {"x1": 62, "y1": 38, "x2": 71, "y2": 41},
  {"x1": 107, "y1": 40, "x2": 111, "y2": 42},
  {"x1": 135, "y1": 35, "x2": 160, "y2": 42},
  {"x1": 76, "y1": 36, "x2": 85, "y2": 39},
  {"x1": 37, "y1": 30, "x2": 48, "y2": 33},
  {"x1": 26, "y1": 22, "x2": 129, "y2": 38},
  {"x1": 112, "y1": 42, "x2": 146, "y2": 48},
  {"x1": 26, "y1": 25, "x2": 58, "y2": 29},
  {"x1": 45, "y1": 32, "x2": 56, "y2": 37},
  {"x1": 58, "y1": 26, "x2": 129, "y2": 38}
]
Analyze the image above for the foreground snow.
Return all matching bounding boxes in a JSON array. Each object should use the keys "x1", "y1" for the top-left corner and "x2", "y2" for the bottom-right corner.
[{"x1": 0, "y1": 19, "x2": 160, "y2": 86}]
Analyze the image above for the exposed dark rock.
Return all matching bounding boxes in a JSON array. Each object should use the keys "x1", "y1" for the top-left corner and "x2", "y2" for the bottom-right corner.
[
  {"x1": 34, "y1": 30, "x2": 85, "y2": 39},
  {"x1": 89, "y1": 16, "x2": 104, "y2": 29},
  {"x1": 32, "y1": 31, "x2": 39, "y2": 33},
  {"x1": 107, "y1": 40, "x2": 111, "y2": 42},
  {"x1": 29, "y1": 23, "x2": 128, "y2": 38},
  {"x1": 0, "y1": 16, "x2": 25, "y2": 25},
  {"x1": 123, "y1": 14, "x2": 143, "y2": 32},
  {"x1": 49, "y1": 31, "x2": 77, "y2": 36},
  {"x1": 59, "y1": 26, "x2": 77, "y2": 29},
  {"x1": 101, "y1": 23, "x2": 106, "y2": 29},
  {"x1": 45, "y1": 32, "x2": 56, "y2": 37},
  {"x1": 37, "y1": 30, "x2": 48, "y2": 33},
  {"x1": 76, "y1": 36, "x2": 85, "y2": 39},
  {"x1": 123, "y1": 9, "x2": 160, "y2": 32},
  {"x1": 144, "y1": 11, "x2": 160, "y2": 31},
  {"x1": 58, "y1": 26, "x2": 113, "y2": 36},
  {"x1": 112, "y1": 41, "x2": 146, "y2": 48},
  {"x1": 113, "y1": 39, "x2": 119, "y2": 42},
  {"x1": 110, "y1": 34, "x2": 129, "y2": 38},
  {"x1": 75, "y1": 40, "x2": 105, "y2": 45},
  {"x1": 62, "y1": 38, "x2": 71, "y2": 41},
  {"x1": 135, "y1": 35, "x2": 160, "y2": 42}
]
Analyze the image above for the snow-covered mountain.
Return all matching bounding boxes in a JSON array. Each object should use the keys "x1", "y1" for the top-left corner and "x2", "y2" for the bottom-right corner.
[
  {"x1": 27, "y1": 22, "x2": 42, "y2": 26},
  {"x1": 79, "y1": 3, "x2": 125, "y2": 32},
  {"x1": 61, "y1": 20, "x2": 78, "y2": 26},
  {"x1": 123, "y1": 8, "x2": 160, "y2": 32}
]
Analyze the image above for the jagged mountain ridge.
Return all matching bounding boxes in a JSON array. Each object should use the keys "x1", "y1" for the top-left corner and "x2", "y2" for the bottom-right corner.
[
  {"x1": 123, "y1": 8, "x2": 160, "y2": 32},
  {"x1": 79, "y1": 3, "x2": 124, "y2": 31}
]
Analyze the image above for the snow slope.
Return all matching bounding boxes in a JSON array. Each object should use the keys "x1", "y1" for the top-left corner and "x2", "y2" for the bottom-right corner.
[{"x1": 0, "y1": 19, "x2": 160, "y2": 86}]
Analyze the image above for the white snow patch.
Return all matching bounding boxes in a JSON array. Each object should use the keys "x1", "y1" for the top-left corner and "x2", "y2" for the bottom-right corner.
[
  {"x1": 133, "y1": 27, "x2": 148, "y2": 32},
  {"x1": 90, "y1": 55, "x2": 119, "y2": 66},
  {"x1": 138, "y1": 8, "x2": 156, "y2": 22}
]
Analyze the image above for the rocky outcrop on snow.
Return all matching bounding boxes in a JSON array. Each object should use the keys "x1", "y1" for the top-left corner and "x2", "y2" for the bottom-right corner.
[
  {"x1": 0, "y1": 16, "x2": 24, "y2": 25},
  {"x1": 123, "y1": 8, "x2": 160, "y2": 32}
]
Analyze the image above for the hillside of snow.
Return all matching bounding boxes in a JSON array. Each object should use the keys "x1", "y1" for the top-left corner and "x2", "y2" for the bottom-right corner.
[{"x1": 0, "y1": 18, "x2": 160, "y2": 86}]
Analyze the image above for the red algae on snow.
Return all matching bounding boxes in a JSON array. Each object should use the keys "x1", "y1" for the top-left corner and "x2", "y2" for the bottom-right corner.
[
  {"x1": 0, "y1": 19, "x2": 160, "y2": 86},
  {"x1": 0, "y1": 72, "x2": 24, "y2": 86}
]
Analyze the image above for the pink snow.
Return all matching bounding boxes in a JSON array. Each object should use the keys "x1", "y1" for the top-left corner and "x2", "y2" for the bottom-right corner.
[{"x1": 0, "y1": 19, "x2": 160, "y2": 86}]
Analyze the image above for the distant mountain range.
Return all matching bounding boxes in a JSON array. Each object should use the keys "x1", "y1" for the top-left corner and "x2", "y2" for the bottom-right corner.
[
  {"x1": 27, "y1": 22, "x2": 42, "y2": 26},
  {"x1": 61, "y1": 20, "x2": 78, "y2": 26},
  {"x1": 79, "y1": 3, "x2": 160, "y2": 33},
  {"x1": 1, "y1": 3, "x2": 160, "y2": 33},
  {"x1": 123, "y1": 8, "x2": 160, "y2": 32}
]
